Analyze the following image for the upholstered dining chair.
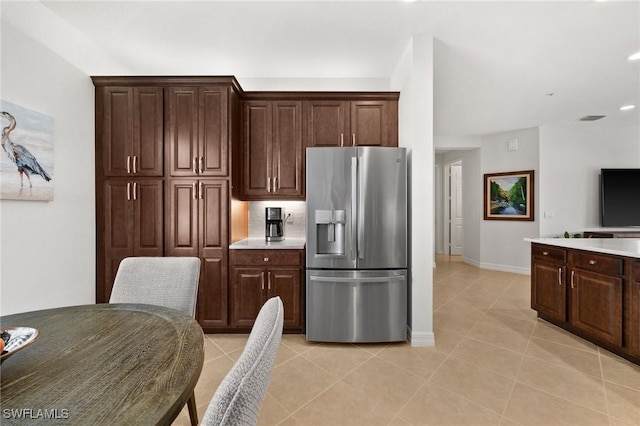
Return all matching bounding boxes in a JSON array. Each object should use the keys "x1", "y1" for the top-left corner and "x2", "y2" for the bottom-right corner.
[
  {"x1": 201, "y1": 296, "x2": 284, "y2": 426},
  {"x1": 109, "y1": 256, "x2": 202, "y2": 425}
]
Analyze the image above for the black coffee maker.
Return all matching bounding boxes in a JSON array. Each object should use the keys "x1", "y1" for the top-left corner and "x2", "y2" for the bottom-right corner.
[{"x1": 265, "y1": 207, "x2": 284, "y2": 242}]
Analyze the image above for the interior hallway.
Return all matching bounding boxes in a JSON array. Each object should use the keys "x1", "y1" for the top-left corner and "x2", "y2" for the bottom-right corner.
[{"x1": 174, "y1": 255, "x2": 640, "y2": 426}]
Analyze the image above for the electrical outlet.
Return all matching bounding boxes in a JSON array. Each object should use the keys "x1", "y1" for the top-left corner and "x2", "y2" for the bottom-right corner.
[{"x1": 285, "y1": 211, "x2": 294, "y2": 224}]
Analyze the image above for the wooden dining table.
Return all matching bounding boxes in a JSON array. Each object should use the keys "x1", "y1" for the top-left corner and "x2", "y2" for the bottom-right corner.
[{"x1": 0, "y1": 303, "x2": 204, "y2": 425}]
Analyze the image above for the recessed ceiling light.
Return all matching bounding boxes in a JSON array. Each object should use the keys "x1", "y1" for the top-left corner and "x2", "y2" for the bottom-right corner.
[
  {"x1": 620, "y1": 105, "x2": 636, "y2": 111},
  {"x1": 629, "y1": 51, "x2": 640, "y2": 61}
]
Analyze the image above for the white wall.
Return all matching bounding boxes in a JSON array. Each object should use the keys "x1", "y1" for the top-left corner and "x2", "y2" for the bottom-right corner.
[
  {"x1": 479, "y1": 127, "x2": 539, "y2": 274},
  {"x1": 436, "y1": 129, "x2": 539, "y2": 274},
  {"x1": 237, "y1": 78, "x2": 390, "y2": 92},
  {"x1": 0, "y1": 21, "x2": 96, "y2": 315},
  {"x1": 539, "y1": 121, "x2": 640, "y2": 237},
  {"x1": 392, "y1": 35, "x2": 435, "y2": 347}
]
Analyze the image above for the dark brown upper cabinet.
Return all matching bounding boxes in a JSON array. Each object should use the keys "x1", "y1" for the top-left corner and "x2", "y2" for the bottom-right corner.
[
  {"x1": 99, "y1": 87, "x2": 163, "y2": 177},
  {"x1": 241, "y1": 100, "x2": 303, "y2": 200},
  {"x1": 166, "y1": 86, "x2": 229, "y2": 178},
  {"x1": 305, "y1": 96, "x2": 399, "y2": 148}
]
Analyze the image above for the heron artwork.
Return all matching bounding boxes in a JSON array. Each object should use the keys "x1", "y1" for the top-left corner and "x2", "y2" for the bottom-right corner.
[{"x1": 1, "y1": 111, "x2": 52, "y2": 188}]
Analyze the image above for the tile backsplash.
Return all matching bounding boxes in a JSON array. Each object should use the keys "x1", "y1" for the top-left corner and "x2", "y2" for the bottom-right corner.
[{"x1": 248, "y1": 201, "x2": 306, "y2": 239}]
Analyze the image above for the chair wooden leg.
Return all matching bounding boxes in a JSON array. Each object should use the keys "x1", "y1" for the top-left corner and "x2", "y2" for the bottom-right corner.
[{"x1": 187, "y1": 391, "x2": 198, "y2": 426}]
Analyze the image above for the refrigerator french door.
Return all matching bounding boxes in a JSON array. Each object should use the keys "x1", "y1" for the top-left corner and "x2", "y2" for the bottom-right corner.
[{"x1": 305, "y1": 147, "x2": 407, "y2": 342}]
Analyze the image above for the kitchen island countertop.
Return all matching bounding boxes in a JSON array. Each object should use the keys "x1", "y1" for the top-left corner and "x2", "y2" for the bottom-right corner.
[
  {"x1": 229, "y1": 237, "x2": 306, "y2": 250},
  {"x1": 525, "y1": 237, "x2": 640, "y2": 259}
]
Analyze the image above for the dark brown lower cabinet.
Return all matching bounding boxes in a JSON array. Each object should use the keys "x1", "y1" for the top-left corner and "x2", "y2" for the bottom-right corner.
[
  {"x1": 230, "y1": 249, "x2": 303, "y2": 332},
  {"x1": 531, "y1": 260, "x2": 566, "y2": 323},
  {"x1": 166, "y1": 178, "x2": 230, "y2": 331},
  {"x1": 530, "y1": 243, "x2": 638, "y2": 366},
  {"x1": 98, "y1": 179, "x2": 163, "y2": 302},
  {"x1": 569, "y1": 268, "x2": 623, "y2": 346},
  {"x1": 630, "y1": 261, "x2": 640, "y2": 357}
]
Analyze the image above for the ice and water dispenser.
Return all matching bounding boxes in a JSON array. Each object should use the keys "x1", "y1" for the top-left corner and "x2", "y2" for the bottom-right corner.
[{"x1": 315, "y1": 210, "x2": 346, "y2": 255}]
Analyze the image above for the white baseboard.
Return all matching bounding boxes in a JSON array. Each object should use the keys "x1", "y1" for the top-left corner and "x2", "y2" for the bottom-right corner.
[
  {"x1": 462, "y1": 257, "x2": 530, "y2": 275},
  {"x1": 408, "y1": 327, "x2": 435, "y2": 347}
]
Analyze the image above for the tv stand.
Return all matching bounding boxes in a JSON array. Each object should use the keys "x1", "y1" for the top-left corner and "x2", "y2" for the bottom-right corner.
[{"x1": 584, "y1": 230, "x2": 640, "y2": 238}]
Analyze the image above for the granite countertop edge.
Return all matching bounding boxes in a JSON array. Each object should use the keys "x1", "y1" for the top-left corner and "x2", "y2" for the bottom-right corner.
[
  {"x1": 229, "y1": 238, "x2": 306, "y2": 250},
  {"x1": 525, "y1": 237, "x2": 640, "y2": 259}
]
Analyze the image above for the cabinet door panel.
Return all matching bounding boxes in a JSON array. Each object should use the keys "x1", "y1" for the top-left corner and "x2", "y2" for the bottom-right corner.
[
  {"x1": 630, "y1": 279, "x2": 640, "y2": 357},
  {"x1": 133, "y1": 88, "x2": 163, "y2": 176},
  {"x1": 200, "y1": 180, "x2": 228, "y2": 258},
  {"x1": 571, "y1": 269, "x2": 622, "y2": 346},
  {"x1": 305, "y1": 100, "x2": 347, "y2": 148},
  {"x1": 232, "y1": 267, "x2": 266, "y2": 328},
  {"x1": 351, "y1": 100, "x2": 399, "y2": 147},
  {"x1": 102, "y1": 180, "x2": 134, "y2": 303},
  {"x1": 198, "y1": 256, "x2": 229, "y2": 328},
  {"x1": 103, "y1": 88, "x2": 133, "y2": 176},
  {"x1": 134, "y1": 179, "x2": 164, "y2": 256},
  {"x1": 268, "y1": 267, "x2": 302, "y2": 328},
  {"x1": 273, "y1": 101, "x2": 303, "y2": 197},
  {"x1": 200, "y1": 87, "x2": 229, "y2": 176},
  {"x1": 531, "y1": 261, "x2": 566, "y2": 322},
  {"x1": 167, "y1": 87, "x2": 198, "y2": 176},
  {"x1": 243, "y1": 101, "x2": 272, "y2": 196},
  {"x1": 166, "y1": 179, "x2": 198, "y2": 257},
  {"x1": 351, "y1": 101, "x2": 387, "y2": 147},
  {"x1": 104, "y1": 180, "x2": 134, "y2": 254}
]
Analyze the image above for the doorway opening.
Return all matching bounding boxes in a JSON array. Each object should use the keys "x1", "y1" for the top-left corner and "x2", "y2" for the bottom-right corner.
[{"x1": 445, "y1": 160, "x2": 463, "y2": 256}]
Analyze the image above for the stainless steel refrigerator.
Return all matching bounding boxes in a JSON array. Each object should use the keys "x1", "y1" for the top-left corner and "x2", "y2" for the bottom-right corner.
[{"x1": 305, "y1": 147, "x2": 407, "y2": 342}]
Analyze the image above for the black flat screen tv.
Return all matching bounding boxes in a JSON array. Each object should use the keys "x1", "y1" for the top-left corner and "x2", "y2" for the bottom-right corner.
[{"x1": 600, "y1": 168, "x2": 640, "y2": 227}]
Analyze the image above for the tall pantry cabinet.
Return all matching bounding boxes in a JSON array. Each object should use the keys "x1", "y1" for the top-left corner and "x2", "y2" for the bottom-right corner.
[{"x1": 93, "y1": 77, "x2": 243, "y2": 332}]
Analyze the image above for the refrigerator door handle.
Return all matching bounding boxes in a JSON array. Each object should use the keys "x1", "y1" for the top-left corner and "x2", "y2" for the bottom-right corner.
[
  {"x1": 357, "y1": 152, "x2": 364, "y2": 260},
  {"x1": 351, "y1": 156, "x2": 358, "y2": 261},
  {"x1": 309, "y1": 275, "x2": 405, "y2": 283}
]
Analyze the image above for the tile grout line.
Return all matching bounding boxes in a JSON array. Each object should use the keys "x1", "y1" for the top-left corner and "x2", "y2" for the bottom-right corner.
[{"x1": 499, "y1": 310, "x2": 538, "y2": 423}]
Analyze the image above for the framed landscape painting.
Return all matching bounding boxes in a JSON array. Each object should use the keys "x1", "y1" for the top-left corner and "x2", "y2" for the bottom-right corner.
[
  {"x1": 484, "y1": 170, "x2": 534, "y2": 221},
  {"x1": 0, "y1": 99, "x2": 54, "y2": 201}
]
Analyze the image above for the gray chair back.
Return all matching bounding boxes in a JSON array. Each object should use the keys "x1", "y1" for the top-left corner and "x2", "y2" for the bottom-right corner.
[
  {"x1": 109, "y1": 257, "x2": 201, "y2": 317},
  {"x1": 201, "y1": 296, "x2": 284, "y2": 426}
]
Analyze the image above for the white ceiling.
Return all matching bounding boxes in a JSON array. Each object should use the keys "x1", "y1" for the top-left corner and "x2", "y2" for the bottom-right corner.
[{"x1": 33, "y1": 1, "x2": 640, "y2": 136}]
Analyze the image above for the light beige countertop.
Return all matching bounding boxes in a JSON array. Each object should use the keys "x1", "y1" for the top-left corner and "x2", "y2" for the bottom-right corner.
[
  {"x1": 229, "y1": 237, "x2": 306, "y2": 250},
  {"x1": 526, "y1": 238, "x2": 640, "y2": 259}
]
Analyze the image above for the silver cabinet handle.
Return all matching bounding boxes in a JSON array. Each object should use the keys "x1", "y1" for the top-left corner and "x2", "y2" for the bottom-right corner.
[
  {"x1": 267, "y1": 177, "x2": 271, "y2": 193},
  {"x1": 133, "y1": 156, "x2": 137, "y2": 174},
  {"x1": 192, "y1": 182, "x2": 197, "y2": 199},
  {"x1": 261, "y1": 272, "x2": 265, "y2": 290},
  {"x1": 558, "y1": 267, "x2": 562, "y2": 286},
  {"x1": 589, "y1": 260, "x2": 596, "y2": 265},
  {"x1": 340, "y1": 133, "x2": 344, "y2": 147},
  {"x1": 132, "y1": 182, "x2": 137, "y2": 201},
  {"x1": 200, "y1": 157, "x2": 204, "y2": 174},
  {"x1": 193, "y1": 157, "x2": 197, "y2": 174},
  {"x1": 199, "y1": 181, "x2": 203, "y2": 200},
  {"x1": 570, "y1": 270, "x2": 575, "y2": 289},
  {"x1": 127, "y1": 182, "x2": 131, "y2": 201},
  {"x1": 127, "y1": 156, "x2": 131, "y2": 174},
  {"x1": 268, "y1": 271, "x2": 272, "y2": 290},
  {"x1": 273, "y1": 177, "x2": 278, "y2": 193},
  {"x1": 543, "y1": 251, "x2": 549, "y2": 256},
  {"x1": 264, "y1": 257, "x2": 269, "y2": 262},
  {"x1": 352, "y1": 133, "x2": 356, "y2": 147}
]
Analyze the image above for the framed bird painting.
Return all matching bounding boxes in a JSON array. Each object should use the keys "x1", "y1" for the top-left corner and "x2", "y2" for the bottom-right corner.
[{"x1": 0, "y1": 99, "x2": 54, "y2": 201}]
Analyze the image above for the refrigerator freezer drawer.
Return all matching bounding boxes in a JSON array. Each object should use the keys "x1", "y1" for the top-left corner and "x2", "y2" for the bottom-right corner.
[{"x1": 306, "y1": 270, "x2": 407, "y2": 343}]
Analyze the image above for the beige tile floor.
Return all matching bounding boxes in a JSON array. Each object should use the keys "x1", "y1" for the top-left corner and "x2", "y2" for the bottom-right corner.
[{"x1": 174, "y1": 255, "x2": 640, "y2": 426}]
